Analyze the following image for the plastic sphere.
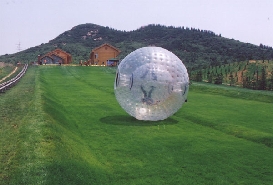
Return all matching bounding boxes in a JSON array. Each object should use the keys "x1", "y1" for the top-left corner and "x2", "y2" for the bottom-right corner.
[{"x1": 114, "y1": 47, "x2": 189, "y2": 121}]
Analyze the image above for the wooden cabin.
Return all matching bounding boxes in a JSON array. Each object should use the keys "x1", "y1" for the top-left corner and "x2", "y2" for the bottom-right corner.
[
  {"x1": 89, "y1": 43, "x2": 121, "y2": 66},
  {"x1": 39, "y1": 48, "x2": 72, "y2": 65}
]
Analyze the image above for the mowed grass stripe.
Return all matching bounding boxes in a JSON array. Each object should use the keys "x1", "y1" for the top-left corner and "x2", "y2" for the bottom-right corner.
[{"x1": 179, "y1": 91, "x2": 273, "y2": 147}]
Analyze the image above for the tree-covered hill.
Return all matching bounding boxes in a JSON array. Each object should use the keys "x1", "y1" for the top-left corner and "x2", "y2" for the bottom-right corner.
[{"x1": 1, "y1": 23, "x2": 273, "y2": 69}]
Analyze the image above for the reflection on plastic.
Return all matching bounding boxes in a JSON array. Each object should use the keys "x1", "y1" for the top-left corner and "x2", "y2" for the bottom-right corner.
[{"x1": 114, "y1": 47, "x2": 189, "y2": 121}]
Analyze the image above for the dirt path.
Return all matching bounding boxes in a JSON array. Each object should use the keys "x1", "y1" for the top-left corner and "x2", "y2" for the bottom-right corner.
[{"x1": 0, "y1": 67, "x2": 18, "y2": 83}]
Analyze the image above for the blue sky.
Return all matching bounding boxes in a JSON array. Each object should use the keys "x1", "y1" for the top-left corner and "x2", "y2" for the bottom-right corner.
[{"x1": 0, "y1": 0, "x2": 272, "y2": 55}]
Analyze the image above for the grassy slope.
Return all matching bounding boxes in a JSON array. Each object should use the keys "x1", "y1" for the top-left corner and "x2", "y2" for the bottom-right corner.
[
  {"x1": 0, "y1": 66, "x2": 52, "y2": 184},
  {"x1": 0, "y1": 65, "x2": 16, "y2": 81},
  {"x1": 1, "y1": 66, "x2": 273, "y2": 185}
]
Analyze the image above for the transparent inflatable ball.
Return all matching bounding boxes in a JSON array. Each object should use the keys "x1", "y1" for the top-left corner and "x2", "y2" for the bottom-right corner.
[{"x1": 114, "y1": 47, "x2": 189, "y2": 121}]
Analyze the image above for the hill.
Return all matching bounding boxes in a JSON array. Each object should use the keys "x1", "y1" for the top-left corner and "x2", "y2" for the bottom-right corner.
[{"x1": 0, "y1": 23, "x2": 273, "y2": 69}]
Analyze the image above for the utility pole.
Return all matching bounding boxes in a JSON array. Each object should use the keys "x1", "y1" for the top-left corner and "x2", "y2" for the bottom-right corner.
[{"x1": 16, "y1": 42, "x2": 22, "y2": 52}]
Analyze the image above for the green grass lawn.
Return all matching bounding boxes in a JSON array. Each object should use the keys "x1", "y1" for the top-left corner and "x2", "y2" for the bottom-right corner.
[{"x1": 1, "y1": 66, "x2": 273, "y2": 185}]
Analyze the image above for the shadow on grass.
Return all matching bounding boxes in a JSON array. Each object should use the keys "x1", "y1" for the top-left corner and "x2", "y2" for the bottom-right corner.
[
  {"x1": 100, "y1": 115, "x2": 179, "y2": 126},
  {"x1": 183, "y1": 113, "x2": 273, "y2": 148},
  {"x1": 44, "y1": 160, "x2": 109, "y2": 185}
]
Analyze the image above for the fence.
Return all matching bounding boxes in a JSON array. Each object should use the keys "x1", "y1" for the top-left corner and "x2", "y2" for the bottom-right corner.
[{"x1": 0, "y1": 64, "x2": 28, "y2": 93}]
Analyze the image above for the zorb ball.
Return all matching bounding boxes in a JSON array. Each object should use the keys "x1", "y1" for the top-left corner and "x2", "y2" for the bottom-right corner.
[{"x1": 114, "y1": 47, "x2": 189, "y2": 121}]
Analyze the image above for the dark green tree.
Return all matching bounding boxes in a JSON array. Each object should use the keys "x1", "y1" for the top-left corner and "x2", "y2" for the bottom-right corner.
[
  {"x1": 242, "y1": 76, "x2": 250, "y2": 88},
  {"x1": 268, "y1": 71, "x2": 273, "y2": 90},
  {"x1": 207, "y1": 71, "x2": 213, "y2": 83},
  {"x1": 214, "y1": 73, "x2": 223, "y2": 84},
  {"x1": 258, "y1": 67, "x2": 266, "y2": 90},
  {"x1": 229, "y1": 73, "x2": 235, "y2": 86},
  {"x1": 195, "y1": 70, "x2": 203, "y2": 82}
]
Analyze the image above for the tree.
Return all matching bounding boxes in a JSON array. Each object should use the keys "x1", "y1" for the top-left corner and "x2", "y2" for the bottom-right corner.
[
  {"x1": 207, "y1": 71, "x2": 213, "y2": 83},
  {"x1": 242, "y1": 76, "x2": 250, "y2": 88},
  {"x1": 214, "y1": 73, "x2": 223, "y2": 84},
  {"x1": 268, "y1": 71, "x2": 273, "y2": 90},
  {"x1": 229, "y1": 73, "x2": 235, "y2": 86},
  {"x1": 195, "y1": 70, "x2": 203, "y2": 82},
  {"x1": 258, "y1": 67, "x2": 266, "y2": 90}
]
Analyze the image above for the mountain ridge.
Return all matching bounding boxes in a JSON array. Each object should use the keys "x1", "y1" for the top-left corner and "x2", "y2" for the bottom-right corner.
[{"x1": 1, "y1": 23, "x2": 273, "y2": 69}]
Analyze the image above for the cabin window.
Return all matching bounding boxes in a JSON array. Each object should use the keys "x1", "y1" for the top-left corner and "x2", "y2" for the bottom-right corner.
[{"x1": 95, "y1": 53, "x2": 98, "y2": 59}]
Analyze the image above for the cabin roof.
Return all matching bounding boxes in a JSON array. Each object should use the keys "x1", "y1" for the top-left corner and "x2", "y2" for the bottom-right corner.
[
  {"x1": 92, "y1": 43, "x2": 121, "y2": 53},
  {"x1": 40, "y1": 48, "x2": 71, "y2": 60},
  {"x1": 40, "y1": 55, "x2": 53, "y2": 60},
  {"x1": 50, "y1": 48, "x2": 72, "y2": 57}
]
